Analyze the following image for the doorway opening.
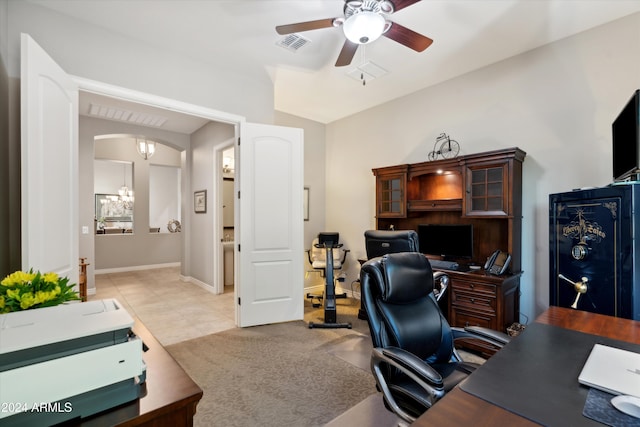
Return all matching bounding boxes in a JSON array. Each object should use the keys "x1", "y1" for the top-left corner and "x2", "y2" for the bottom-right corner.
[{"x1": 75, "y1": 77, "x2": 244, "y2": 323}]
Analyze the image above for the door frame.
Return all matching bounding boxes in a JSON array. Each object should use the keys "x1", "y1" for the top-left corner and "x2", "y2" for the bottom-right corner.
[{"x1": 213, "y1": 138, "x2": 236, "y2": 294}]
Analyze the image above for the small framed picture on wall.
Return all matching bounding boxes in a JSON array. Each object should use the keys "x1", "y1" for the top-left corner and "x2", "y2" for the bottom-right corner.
[{"x1": 194, "y1": 190, "x2": 207, "y2": 213}]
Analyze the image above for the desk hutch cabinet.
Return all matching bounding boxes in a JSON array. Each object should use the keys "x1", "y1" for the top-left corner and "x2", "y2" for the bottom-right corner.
[{"x1": 373, "y1": 147, "x2": 526, "y2": 333}]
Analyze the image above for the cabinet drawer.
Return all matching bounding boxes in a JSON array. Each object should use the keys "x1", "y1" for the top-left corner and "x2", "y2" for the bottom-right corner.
[
  {"x1": 451, "y1": 280, "x2": 496, "y2": 296},
  {"x1": 450, "y1": 308, "x2": 494, "y2": 329},
  {"x1": 408, "y1": 199, "x2": 462, "y2": 211},
  {"x1": 451, "y1": 290, "x2": 496, "y2": 313}
]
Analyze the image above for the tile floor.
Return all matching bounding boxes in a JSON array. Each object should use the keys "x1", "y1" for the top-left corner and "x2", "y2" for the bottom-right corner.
[{"x1": 89, "y1": 266, "x2": 236, "y2": 346}]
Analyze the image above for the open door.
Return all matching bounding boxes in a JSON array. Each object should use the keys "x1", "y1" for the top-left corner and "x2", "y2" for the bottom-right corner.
[
  {"x1": 21, "y1": 34, "x2": 79, "y2": 282},
  {"x1": 238, "y1": 124, "x2": 304, "y2": 327}
]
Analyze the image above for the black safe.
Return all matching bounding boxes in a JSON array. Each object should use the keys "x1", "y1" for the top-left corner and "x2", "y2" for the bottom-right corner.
[{"x1": 549, "y1": 184, "x2": 640, "y2": 320}]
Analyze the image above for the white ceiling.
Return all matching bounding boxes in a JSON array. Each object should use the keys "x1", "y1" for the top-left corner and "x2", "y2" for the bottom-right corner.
[{"x1": 32, "y1": 0, "x2": 640, "y2": 129}]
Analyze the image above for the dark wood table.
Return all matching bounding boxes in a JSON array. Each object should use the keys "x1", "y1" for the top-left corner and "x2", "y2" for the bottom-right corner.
[
  {"x1": 80, "y1": 319, "x2": 203, "y2": 426},
  {"x1": 413, "y1": 306, "x2": 640, "y2": 426}
]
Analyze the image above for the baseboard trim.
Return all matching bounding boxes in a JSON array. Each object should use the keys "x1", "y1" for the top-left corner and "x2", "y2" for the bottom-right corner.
[
  {"x1": 94, "y1": 262, "x2": 180, "y2": 275},
  {"x1": 188, "y1": 276, "x2": 216, "y2": 294}
]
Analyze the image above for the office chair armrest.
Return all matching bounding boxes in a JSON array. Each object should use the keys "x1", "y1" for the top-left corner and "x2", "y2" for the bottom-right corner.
[
  {"x1": 451, "y1": 326, "x2": 511, "y2": 348},
  {"x1": 464, "y1": 326, "x2": 511, "y2": 345},
  {"x1": 371, "y1": 347, "x2": 445, "y2": 423},
  {"x1": 374, "y1": 347, "x2": 444, "y2": 386},
  {"x1": 432, "y1": 271, "x2": 449, "y2": 302}
]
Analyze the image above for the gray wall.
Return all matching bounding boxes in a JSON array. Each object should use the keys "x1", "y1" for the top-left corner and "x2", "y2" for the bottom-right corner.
[
  {"x1": 324, "y1": 13, "x2": 640, "y2": 323},
  {"x1": 93, "y1": 138, "x2": 182, "y2": 270},
  {"x1": 79, "y1": 116, "x2": 191, "y2": 291},
  {"x1": 0, "y1": 1, "x2": 10, "y2": 277},
  {"x1": 0, "y1": 0, "x2": 21, "y2": 277},
  {"x1": 189, "y1": 121, "x2": 234, "y2": 288}
]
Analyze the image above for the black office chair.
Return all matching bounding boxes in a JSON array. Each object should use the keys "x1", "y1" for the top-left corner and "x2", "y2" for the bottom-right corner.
[
  {"x1": 360, "y1": 252, "x2": 510, "y2": 423},
  {"x1": 364, "y1": 229, "x2": 419, "y2": 259},
  {"x1": 358, "y1": 230, "x2": 449, "y2": 319}
]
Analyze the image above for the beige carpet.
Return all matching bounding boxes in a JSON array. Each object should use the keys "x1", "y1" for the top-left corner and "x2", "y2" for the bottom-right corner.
[{"x1": 166, "y1": 299, "x2": 377, "y2": 427}]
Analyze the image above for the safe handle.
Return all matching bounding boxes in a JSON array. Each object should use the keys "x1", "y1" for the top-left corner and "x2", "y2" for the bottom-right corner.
[{"x1": 558, "y1": 274, "x2": 588, "y2": 309}]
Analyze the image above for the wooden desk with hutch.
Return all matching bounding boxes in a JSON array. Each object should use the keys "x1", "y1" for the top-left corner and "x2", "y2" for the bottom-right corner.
[{"x1": 373, "y1": 147, "x2": 525, "y2": 335}]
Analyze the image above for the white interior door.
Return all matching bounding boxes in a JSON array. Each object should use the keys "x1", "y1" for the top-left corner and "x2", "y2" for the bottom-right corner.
[
  {"x1": 21, "y1": 34, "x2": 79, "y2": 282},
  {"x1": 238, "y1": 123, "x2": 304, "y2": 327}
]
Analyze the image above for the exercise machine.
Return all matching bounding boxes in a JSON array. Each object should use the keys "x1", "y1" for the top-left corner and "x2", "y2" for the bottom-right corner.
[{"x1": 308, "y1": 232, "x2": 352, "y2": 329}]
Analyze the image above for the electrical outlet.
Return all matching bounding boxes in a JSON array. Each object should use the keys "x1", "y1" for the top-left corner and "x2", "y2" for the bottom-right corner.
[{"x1": 82, "y1": 226, "x2": 89, "y2": 234}]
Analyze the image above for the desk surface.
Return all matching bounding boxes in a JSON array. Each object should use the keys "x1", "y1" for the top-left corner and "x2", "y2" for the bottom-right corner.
[{"x1": 413, "y1": 306, "x2": 640, "y2": 427}]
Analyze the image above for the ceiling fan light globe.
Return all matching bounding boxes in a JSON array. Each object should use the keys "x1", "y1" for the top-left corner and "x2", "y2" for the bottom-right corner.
[{"x1": 343, "y1": 11, "x2": 385, "y2": 44}]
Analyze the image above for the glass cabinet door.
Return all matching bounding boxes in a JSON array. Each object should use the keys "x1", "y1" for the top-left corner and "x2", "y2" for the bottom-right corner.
[
  {"x1": 377, "y1": 174, "x2": 406, "y2": 218},
  {"x1": 465, "y1": 163, "x2": 508, "y2": 216}
]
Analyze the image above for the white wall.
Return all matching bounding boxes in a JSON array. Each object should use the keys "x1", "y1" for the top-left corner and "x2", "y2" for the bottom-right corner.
[
  {"x1": 4, "y1": 1, "x2": 274, "y2": 124},
  {"x1": 324, "y1": 13, "x2": 640, "y2": 324},
  {"x1": 274, "y1": 111, "x2": 327, "y2": 289}
]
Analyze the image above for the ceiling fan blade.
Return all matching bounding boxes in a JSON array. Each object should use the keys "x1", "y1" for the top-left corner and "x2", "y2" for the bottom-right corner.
[
  {"x1": 383, "y1": 22, "x2": 433, "y2": 52},
  {"x1": 390, "y1": 0, "x2": 422, "y2": 12},
  {"x1": 335, "y1": 40, "x2": 359, "y2": 67},
  {"x1": 276, "y1": 18, "x2": 336, "y2": 35}
]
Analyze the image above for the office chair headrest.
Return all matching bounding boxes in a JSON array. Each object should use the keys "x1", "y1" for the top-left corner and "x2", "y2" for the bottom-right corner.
[
  {"x1": 379, "y1": 252, "x2": 434, "y2": 304},
  {"x1": 364, "y1": 230, "x2": 419, "y2": 259}
]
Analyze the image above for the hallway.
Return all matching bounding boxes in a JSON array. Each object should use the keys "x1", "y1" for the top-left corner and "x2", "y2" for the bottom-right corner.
[{"x1": 90, "y1": 266, "x2": 235, "y2": 346}]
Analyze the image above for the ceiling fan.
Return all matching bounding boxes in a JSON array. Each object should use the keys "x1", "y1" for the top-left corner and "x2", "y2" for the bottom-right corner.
[{"x1": 275, "y1": 0, "x2": 433, "y2": 67}]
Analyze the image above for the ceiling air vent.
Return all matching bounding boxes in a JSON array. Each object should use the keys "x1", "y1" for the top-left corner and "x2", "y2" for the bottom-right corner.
[
  {"x1": 277, "y1": 34, "x2": 311, "y2": 52},
  {"x1": 347, "y1": 61, "x2": 388, "y2": 84},
  {"x1": 88, "y1": 103, "x2": 168, "y2": 128}
]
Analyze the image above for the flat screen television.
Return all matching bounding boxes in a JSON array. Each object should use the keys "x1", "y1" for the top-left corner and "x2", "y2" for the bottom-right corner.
[
  {"x1": 612, "y1": 89, "x2": 640, "y2": 181},
  {"x1": 417, "y1": 224, "x2": 473, "y2": 260}
]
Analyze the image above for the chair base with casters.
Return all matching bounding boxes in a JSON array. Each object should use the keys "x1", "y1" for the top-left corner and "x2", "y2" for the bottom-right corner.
[
  {"x1": 360, "y1": 252, "x2": 510, "y2": 423},
  {"x1": 307, "y1": 232, "x2": 352, "y2": 329}
]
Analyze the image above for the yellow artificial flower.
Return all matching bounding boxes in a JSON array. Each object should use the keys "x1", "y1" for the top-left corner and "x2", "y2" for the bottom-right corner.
[
  {"x1": 34, "y1": 290, "x2": 52, "y2": 304},
  {"x1": 0, "y1": 295, "x2": 4, "y2": 309},
  {"x1": 42, "y1": 272, "x2": 59, "y2": 284},
  {"x1": 2, "y1": 270, "x2": 36, "y2": 286},
  {"x1": 19, "y1": 292, "x2": 36, "y2": 310},
  {"x1": 6, "y1": 289, "x2": 20, "y2": 299}
]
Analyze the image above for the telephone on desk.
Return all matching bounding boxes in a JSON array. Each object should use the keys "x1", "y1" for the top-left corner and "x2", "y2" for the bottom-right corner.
[{"x1": 484, "y1": 250, "x2": 511, "y2": 275}]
